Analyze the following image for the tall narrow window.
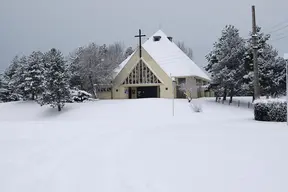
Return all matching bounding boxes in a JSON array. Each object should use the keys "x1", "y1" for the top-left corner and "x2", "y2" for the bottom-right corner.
[{"x1": 122, "y1": 60, "x2": 161, "y2": 85}]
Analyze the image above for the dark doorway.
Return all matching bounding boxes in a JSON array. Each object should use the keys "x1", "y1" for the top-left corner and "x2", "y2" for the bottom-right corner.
[
  {"x1": 128, "y1": 87, "x2": 132, "y2": 99},
  {"x1": 137, "y1": 86, "x2": 158, "y2": 98}
]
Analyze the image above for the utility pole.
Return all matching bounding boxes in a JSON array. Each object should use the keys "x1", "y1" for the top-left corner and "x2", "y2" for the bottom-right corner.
[{"x1": 252, "y1": 5, "x2": 260, "y2": 99}]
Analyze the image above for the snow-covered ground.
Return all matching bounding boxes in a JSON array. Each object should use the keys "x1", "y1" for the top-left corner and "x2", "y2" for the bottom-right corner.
[{"x1": 0, "y1": 98, "x2": 288, "y2": 192}]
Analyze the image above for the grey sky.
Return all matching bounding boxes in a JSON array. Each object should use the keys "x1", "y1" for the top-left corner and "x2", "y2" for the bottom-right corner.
[{"x1": 1, "y1": 0, "x2": 287, "y2": 72}]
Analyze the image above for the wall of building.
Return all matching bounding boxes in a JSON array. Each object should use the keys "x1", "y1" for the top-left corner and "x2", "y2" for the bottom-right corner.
[
  {"x1": 98, "y1": 91, "x2": 112, "y2": 99},
  {"x1": 111, "y1": 86, "x2": 128, "y2": 99}
]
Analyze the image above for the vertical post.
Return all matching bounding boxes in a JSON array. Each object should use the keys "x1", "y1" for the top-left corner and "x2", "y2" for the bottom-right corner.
[
  {"x1": 139, "y1": 29, "x2": 142, "y2": 58},
  {"x1": 134, "y1": 29, "x2": 146, "y2": 59},
  {"x1": 171, "y1": 74, "x2": 175, "y2": 116},
  {"x1": 252, "y1": 5, "x2": 260, "y2": 100}
]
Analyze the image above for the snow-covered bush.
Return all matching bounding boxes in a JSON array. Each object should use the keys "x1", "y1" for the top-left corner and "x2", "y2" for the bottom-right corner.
[
  {"x1": 253, "y1": 99, "x2": 286, "y2": 122},
  {"x1": 70, "y1": 89, "x2": 92, "y2": 102}
]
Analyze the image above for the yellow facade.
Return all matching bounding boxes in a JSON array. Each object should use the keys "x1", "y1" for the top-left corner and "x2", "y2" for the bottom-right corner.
[{"x1": 97, "y1": 47, "x2": 212, "y2": 100}]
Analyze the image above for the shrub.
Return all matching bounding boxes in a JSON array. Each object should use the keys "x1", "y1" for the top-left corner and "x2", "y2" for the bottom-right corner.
[
  {"x1": 253, "y1": 99, "x2": 286, "y2": 122},
  {"x1": 70, "y1": 88, "x2": 92, "y2": 102}
]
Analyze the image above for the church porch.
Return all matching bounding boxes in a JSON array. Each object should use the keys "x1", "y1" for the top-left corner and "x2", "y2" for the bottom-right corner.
[{"x1": 126, "y1": 85, "x2": 160, "y2": 99}]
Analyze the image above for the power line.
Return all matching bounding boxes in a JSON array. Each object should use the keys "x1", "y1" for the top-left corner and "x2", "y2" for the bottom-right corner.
[
  {"x1": 266, "y1": 18, "x2": 288, "y2": 31},
  {"x1": 268, "y1": 23, "x2": 288, "y2": 34},
  {"x1": 272, "y1": 31, "x2": 288, "y2": 38},
  {"x1": 270, "y1": 35, "x2": 288, "y2": 42}
]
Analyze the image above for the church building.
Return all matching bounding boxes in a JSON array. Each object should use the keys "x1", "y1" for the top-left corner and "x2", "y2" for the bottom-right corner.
[{"x1": 97, "y1": 30, "x2": 211, "y2": 99}]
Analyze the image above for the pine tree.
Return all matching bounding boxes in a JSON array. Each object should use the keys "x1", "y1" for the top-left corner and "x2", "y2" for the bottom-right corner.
[
  {"x1": 68, "y1": 47, "x2": 85, "y2": 89},
  {"x1": 0, "y1": 74, "x2": 7, "y2": 102},
  {"x1": 12, "y1": 56, "x2": 28, "y2": 99},
  {"x1": 23, "y1": 51, "x2": 45, "y2": 100},
  {"x1": 39, "y1": 48, "x2": 71, "y2": 111},
  {"x1": 242, "y1": 26, "x2": 284, "y2": 98},
  {"x1": 205, "y1": 25, "x2": 246, "y2": 102},
  {"x1": 2, "y1": 56, "x2": 27, "y2": 101}
]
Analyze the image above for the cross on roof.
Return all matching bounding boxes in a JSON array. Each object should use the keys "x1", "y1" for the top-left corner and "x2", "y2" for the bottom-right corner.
[{"x1": 134, "y1": 29, "x2": 146, "y2": 58}]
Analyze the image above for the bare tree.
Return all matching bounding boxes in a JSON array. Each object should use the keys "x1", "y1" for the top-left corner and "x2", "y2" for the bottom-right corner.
[
  {"x1": 178, "y1": 78, "x2": 198, "y2": 102},
  {"x1": 68, "y1": 42, "x2": 125, "y2": 98},
  {"x1": 176, "y1": 41, "x2": 193, "y2": 60},
  {"x1": 179, "y1": 78, "x2": 203, "y2": 112}
]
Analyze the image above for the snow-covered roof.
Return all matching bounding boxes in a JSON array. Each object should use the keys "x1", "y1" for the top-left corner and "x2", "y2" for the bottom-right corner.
[{"x1": 114, "y1": 30, "x2": 210, "y2": 80}]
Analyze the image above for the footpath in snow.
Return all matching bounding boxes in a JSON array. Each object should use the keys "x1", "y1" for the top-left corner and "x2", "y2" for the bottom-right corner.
[{"x1": 0, "y1": 98, "x2": 287, "y2": 192}]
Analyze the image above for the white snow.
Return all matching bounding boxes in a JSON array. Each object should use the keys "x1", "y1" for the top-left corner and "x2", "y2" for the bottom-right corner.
[
  {"x1": 114, "y1": 30, "x2": 210, "y2": 80},
  {"x1": 0, "y1": 98, "x2": 288, "y2": 192},
  {"x1": 284, "y1": 53, "x2": 288, "y2": 60},
  {"x1": 253, "y1": 98, "x2": 286, "y2": 104}
]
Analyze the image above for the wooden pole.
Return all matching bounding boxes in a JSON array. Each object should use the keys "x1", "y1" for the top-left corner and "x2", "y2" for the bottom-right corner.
[{"x1": 252, "y1": 5, "x2": 260, "y2": 99}]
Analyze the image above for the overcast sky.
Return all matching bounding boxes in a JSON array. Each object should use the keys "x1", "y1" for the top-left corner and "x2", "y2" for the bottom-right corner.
[{"x1": 1, "y1": 0, "x2": 288, "y2": 72}]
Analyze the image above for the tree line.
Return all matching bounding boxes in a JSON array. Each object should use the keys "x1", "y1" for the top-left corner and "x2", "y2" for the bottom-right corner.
[
  {"x1": 205, "y1": 25, "x2": 286, "y2": 102},
  {"x1": 0, "y1": 40, "x2": 193, "y2": 111},
  {"x1": 0, "y1": 42, "x2": 134, "y2": 111}
]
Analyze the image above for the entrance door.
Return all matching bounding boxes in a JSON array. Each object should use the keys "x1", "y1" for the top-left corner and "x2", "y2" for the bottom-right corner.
[
  {"x1": 128, "y1": 87, "x2": 132, "y2": 99},
  {"x1": 137, "y1": 86, "x2": 158, "y2": 98}
]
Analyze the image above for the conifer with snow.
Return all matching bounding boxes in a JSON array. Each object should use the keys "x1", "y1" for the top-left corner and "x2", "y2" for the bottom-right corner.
[
  {"x1": 23, "y1": 51, "x2": 45, "y2": 100},
  {"x1": 242, "y1": 27, "x2": 285, "y2": 98},
  {"x1": 39, "y1": 48, "x2": 71, "y2": 111},
  {"x1": 2, "y1": 56, "x2": 27, "y2": 101},
  {"x1": 205, "y1": 25, "x2": 246, "y2": 102}
]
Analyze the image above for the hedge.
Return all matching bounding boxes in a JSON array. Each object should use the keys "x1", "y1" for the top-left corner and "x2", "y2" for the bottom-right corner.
[{"x1": 253, "y1": 99, "x2": 287, "y2": 122}]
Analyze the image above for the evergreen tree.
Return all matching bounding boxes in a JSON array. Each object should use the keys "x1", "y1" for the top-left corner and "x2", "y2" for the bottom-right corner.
[
  {"x1": 23, "y1": 51, "x2": 45, "y2": 100},
  {"x1": 205, "y1": 25, "x2": 246, "y2": 102},
  {"x1": 2, "y1": 56, "x2": 27, "y2": 101},
  {"x1": 68, "y1": 47, "x2": 85, "y2": 89},
  {"x1": 39, "y1": 48, "x2": 71, "y2": 111},
  {"x1": 12, "y1": 56, "x2": 28, "y2": 99},
  {"x1": 4, "y1": 56, "x2": 20, "y2": 80},
  {"x1": 242, "y1": 27, "x2": 285, "y2": 97}
]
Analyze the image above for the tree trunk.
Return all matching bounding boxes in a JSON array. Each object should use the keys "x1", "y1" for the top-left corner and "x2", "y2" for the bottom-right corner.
[
  {"x1": 32, "y1": 93, "x2": 35, "y2": 100},
  {"x1": 229, "y1": 87, "x2": 234, "y2": 103},
  {"x1": 89, "y1": 75, "x2": 97, "y2": 98},
  {"x1": 58, "y1": 104, "x2": 61, "y2": 112},
  {"x1": 223, "y1": 88, "x2": 227, "y2": 101}
]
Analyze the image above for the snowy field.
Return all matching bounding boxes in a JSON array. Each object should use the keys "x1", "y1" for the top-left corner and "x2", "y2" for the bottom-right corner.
[{"x1": 0, "y1": 98, "x2": 288, "y2": 192}]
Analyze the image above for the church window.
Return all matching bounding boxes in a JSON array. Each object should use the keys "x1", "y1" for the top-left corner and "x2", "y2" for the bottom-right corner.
[
  {"x1": 96, "y1": 87, "x2": 112, "y2": 92},
  {"x1": 178, "y1": 78, "x2": 186, "y2": 85},
  {"x1": 122, "y1": 60, "x2": 162, "y2": 85}
]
